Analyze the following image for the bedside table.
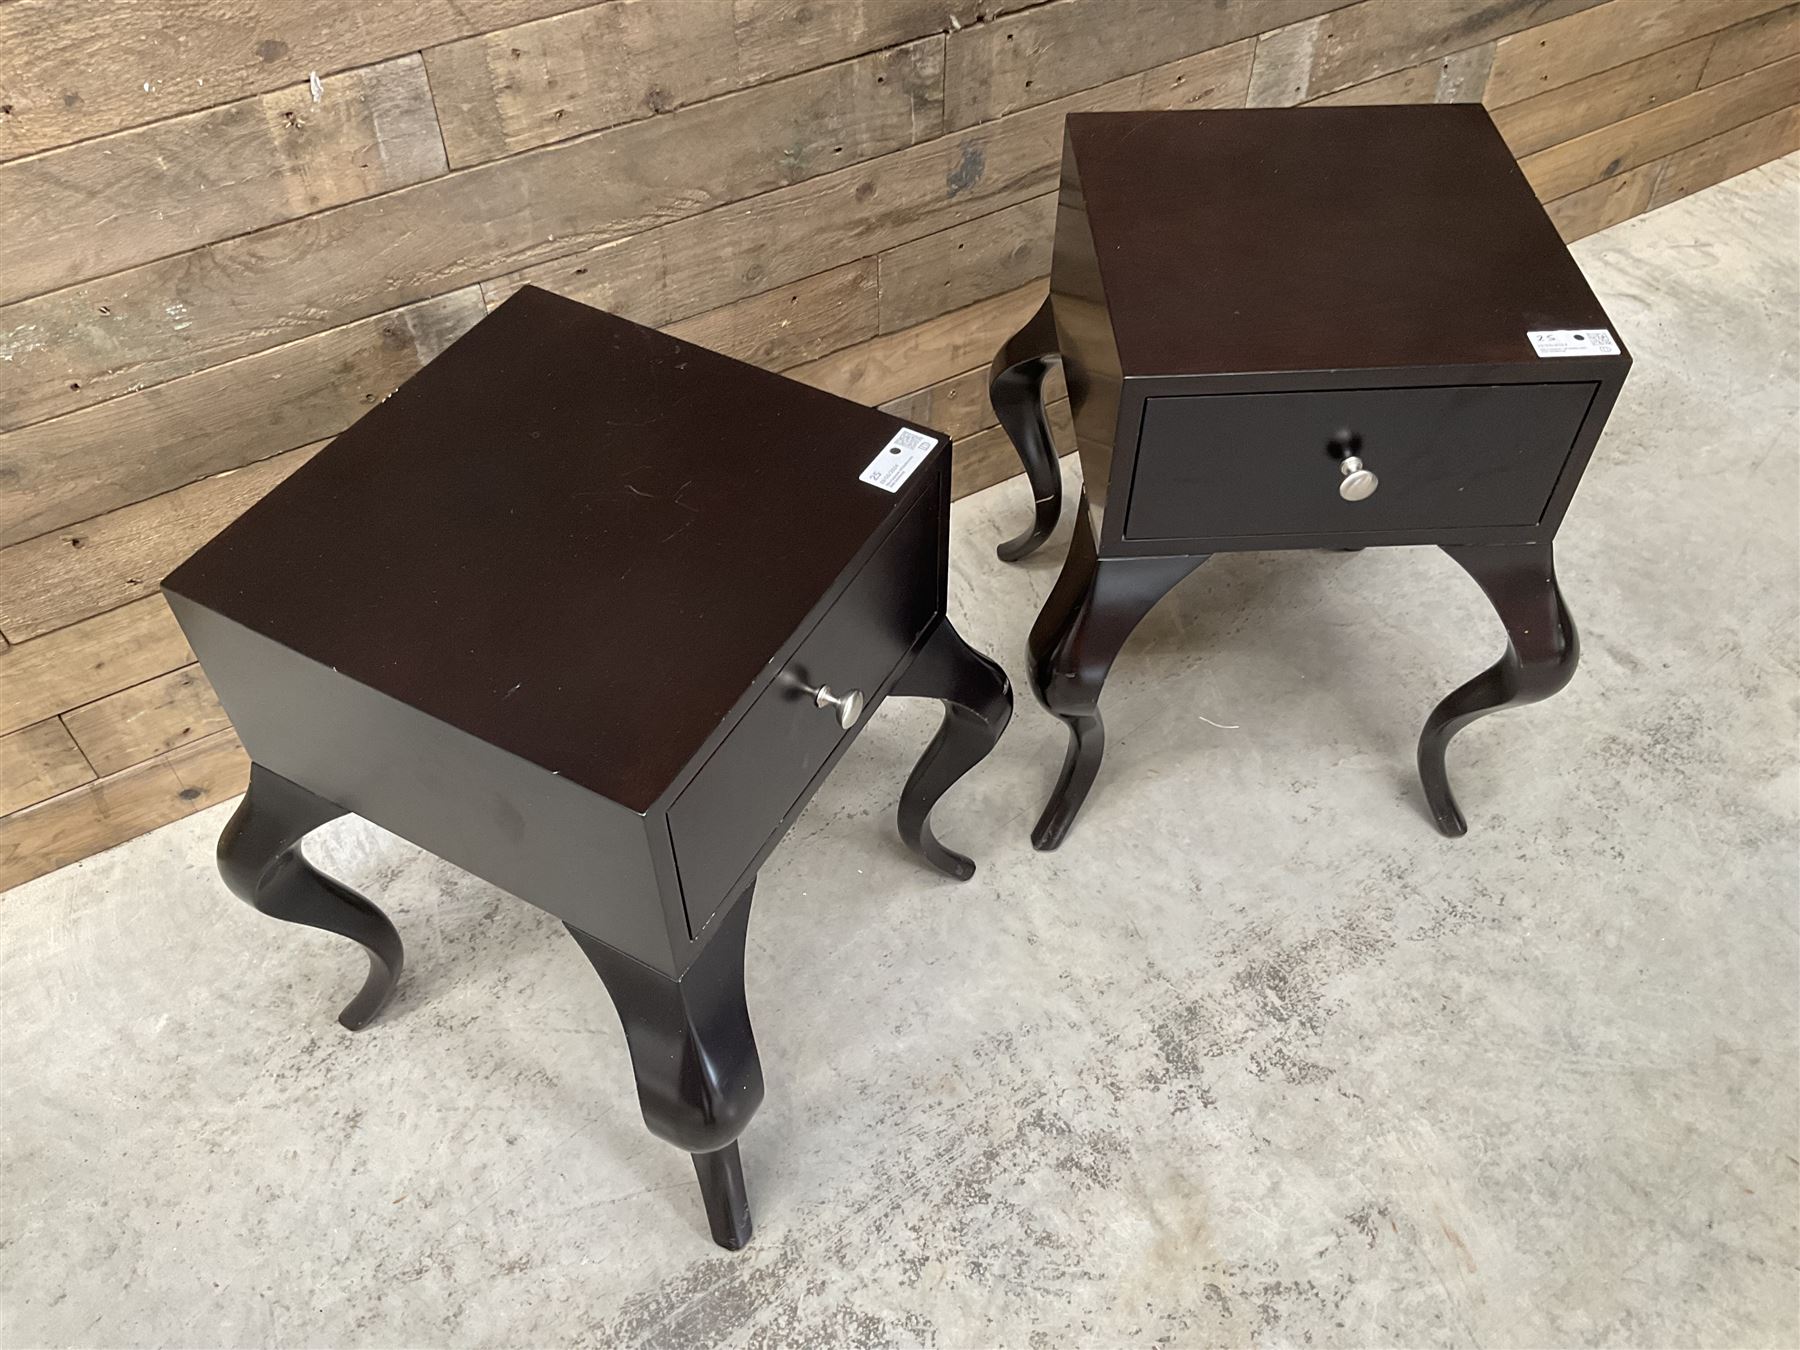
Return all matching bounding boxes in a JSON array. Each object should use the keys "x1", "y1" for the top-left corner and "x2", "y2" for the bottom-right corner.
[
  {"x1": 990, "y1": 107, "x2": 1629, "y2": 849},
  {"x1": 162, "y1": 287, "x2": 1012, "y2": 1249}
]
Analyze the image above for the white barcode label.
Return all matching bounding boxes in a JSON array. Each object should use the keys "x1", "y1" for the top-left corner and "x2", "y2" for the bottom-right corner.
[
  {"x1": 1528, "y1": 328, "x2": 1620, "y2": 357},
  {"x1": 859, "y1": 427, "x2": 938, "y2": 492}
]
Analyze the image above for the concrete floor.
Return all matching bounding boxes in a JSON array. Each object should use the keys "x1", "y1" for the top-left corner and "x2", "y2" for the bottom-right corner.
[{"x1": 4, "y1": 156, "x2": 1797, "y2": 1348}]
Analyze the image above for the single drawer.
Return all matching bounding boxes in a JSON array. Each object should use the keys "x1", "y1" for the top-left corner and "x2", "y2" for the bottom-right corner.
[
  {"x1": 668, "y1": 489, "x2": 940, "y2": 937},
  {"x1": 1125, "y1": 382, "x2": 1598, "y2": 541}
]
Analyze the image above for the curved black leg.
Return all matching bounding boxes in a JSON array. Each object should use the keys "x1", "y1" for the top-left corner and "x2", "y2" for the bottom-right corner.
[
  {"x1": 1027, "y1": 495, "x2": 1207, "y2": 851},
  {"x1": 990, "y1": 295, "x2": 1063, "y2": 562},
  {"x1": 1418, "y1": 542, "x2": 1579, "y2": 837},
  {"x1": 567, "y1": 889, "x2": 763, "y2": 1251},
  {"x1": 217, "y1": 763, "x2": 403, "y2": 1031},
  {"x1": 890, "y1": 615, "x2": 1014, "y2": 880}
]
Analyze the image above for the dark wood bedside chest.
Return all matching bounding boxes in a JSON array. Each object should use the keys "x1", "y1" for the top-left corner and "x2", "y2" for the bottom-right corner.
[
  {"x1": 990, "y1": 106, "x2": 1630, "y2": 849},
  {"x1": 162, "y1": 287, "x2": 1012, "y2": 1249}
]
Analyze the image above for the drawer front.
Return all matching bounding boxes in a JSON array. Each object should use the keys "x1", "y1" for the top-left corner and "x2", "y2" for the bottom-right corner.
[
  {"x1": 668, "y1": 489, "x2": 940, "y2": 937},
  {"x1": 1125, "y1": 383, "x2": 1598, "y2": 541}
]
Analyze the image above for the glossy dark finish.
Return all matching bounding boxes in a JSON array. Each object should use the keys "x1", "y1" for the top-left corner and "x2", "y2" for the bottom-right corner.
[
  {"x1": 1027, "y1": 494, "x2": 1206, "y2": 850},
  {"x1": 1419, "y1": 543, "x2": 1579, "y2": 836},
  {"x1": 164, "y1": 289, "x2": 949, "y2": 817},
  {"x1": 892, "y1": 616, "x2": 1015, "y2": 878},
  {"x1": 1127, "y1": 383, "x2": 1599, "y2": 541},
  {"x1": 989, "y1": 296, "x2": 1063, "y2": 561},
  {"x1": 668, "y1": 489, "x2": 939, "y2": 934},
  {"x1": 1070, "y1": 107, "x2": 1614, "y2": 379},
  {"x1": 165, "y1": 290, "x2": 1014, "y2": 1249},
  {"x1": 992, "y1": 108, "x2": 1629, "y2": 844},
  {"x1": 217, "y1": 764, "x2": 403, "y2": 1030},
  {"x1": 568, "y1": 892, "x2": 761, "y2": 1248}
]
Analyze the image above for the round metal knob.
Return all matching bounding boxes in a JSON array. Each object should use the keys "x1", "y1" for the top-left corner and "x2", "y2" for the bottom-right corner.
[
  {"x1": 812, "y1": 684, "x2": 864, "y2": 730},
  {"x1": 1338, "y1": 454, "x2": 1378, "y2": 501}
]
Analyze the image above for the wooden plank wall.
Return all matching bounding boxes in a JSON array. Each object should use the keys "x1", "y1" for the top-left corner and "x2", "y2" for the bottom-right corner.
[{"x1": 2, "y1": 0, "x2": 1796, "y2": 892}]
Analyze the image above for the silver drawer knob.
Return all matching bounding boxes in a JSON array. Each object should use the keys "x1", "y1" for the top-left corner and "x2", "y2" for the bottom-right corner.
[
  {"x1": 810, "y1": 683, "x2": 864, "y2": 730},
  {"x1": 1338, "y1": 454, "x2": 1379, "y2": 501}
]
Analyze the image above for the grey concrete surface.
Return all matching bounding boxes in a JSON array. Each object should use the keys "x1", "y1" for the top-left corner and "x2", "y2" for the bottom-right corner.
[{"x1": 4, "y1": 156, "x2": 1797, "y2": 1349}]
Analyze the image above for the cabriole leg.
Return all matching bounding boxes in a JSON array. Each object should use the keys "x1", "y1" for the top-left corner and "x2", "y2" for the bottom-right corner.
[
  {"x1": 1418, "y1": 542, "x2": 1579, "y2": 836},
  {"x1": 891, "y1": 615, "x2": 1014, "y2": 880},
  {"x1": 567, "y1": 890, "x2": 763, "y2": 1250},
  {"x1": 216, "y1": 763, "x2": 403, "y2": 1031},
  {"x1": 989, "y1": 295, "x2": 1064, "y2": 562},
  {"x1": 1027, "y1": 496, "x2": 1207, "y2": 850}
]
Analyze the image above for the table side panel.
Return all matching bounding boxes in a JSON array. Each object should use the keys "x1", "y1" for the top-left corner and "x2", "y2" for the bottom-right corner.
[
  {"x1": 1048, "y1": 138, "x2": 1124, "y2": 515},
  {"x1": 165, "y1": 595, "x2": 681, "y2": 975},
  {"x1": 667, "y1": 471, "x2": 944, "y2": 938}
]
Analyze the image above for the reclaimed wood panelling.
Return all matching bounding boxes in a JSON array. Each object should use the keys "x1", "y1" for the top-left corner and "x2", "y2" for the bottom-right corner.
[
  {"x1": 4, "y1": 0, "x2": 1796, "y2": 886},
  {"x1": 62, "y1": 665, "x2": 233, "y2": 778},
  {"x1": 0, "y1": 57, "x2": 447, "y2": 307},
  {"x1": 1647, "y1": 103, "x2": 1800, "y2": 205},
  {"x1": 1486, "y1": 0, "x2": 1789, "y2": 105},
  {"x1": 484, "y1": 41, "x2": 1253, "y2": 326},
  {"x1": 945, "y1": 0, "x2": 1343, "y2": 129},
  {"x1": 660, "y1": 262, "x2": 879, "y2": 371},
  {"x1": 1699, "y1": 4, "x2": 1800, "y2": 86},
  {"x1": 950, "y1": 399, "x2": 1076, "y2": 499},
  {"x1": 732, "y1": 0, "x2": 1040, "y2": 83},
  {"x1": 1251, "y1": 0, "x2": 1601, "y2": 106},
  {"x1": 0, "y1": 293, "x2": 480, "y2": 549},
  {"x1": 876, "y1": 194, "x2": 1057, "y2": 333},
  {"x1": 0, "y1": 720, "x2": 95, "y2": 817},
  {"x1": 0, "y1": 443, "x2": 327, "y2": 642},
  {"x1": 1491, "y1": 36, "x2": 1716, "y2": 156},
  {"x1": 880, "y1": 367, "x2": 996, "y2": 441},
  {"x1": 0, "y1": 729, "x2": 248, "y2": 893},
  {"x1": 428, "y1": 0, "x2": 991, "y2": 166},
  {"x1": 1520, "y1": 56, "x2": 1798, "y2": 199},
  {"x1": 0, "y1": 40, "x2": 943, "y2": 434},
  {"x1": 1546, "y1": 162, "x2": 1662, "y2": 239},
  {"x1": 0, "y1": 0, "x2": 585, "y2": 161},
  {"x1": 790, "y1": 283, "x2": 1044, "y2": 406},
  {"x1": 0, "y1": 597, "x2": 194, "y2": 738}
]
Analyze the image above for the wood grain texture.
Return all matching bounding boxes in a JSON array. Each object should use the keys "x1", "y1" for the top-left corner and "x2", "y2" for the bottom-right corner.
[
  {"x1": 1648, "y1": 103, "x2": 1800, "y2": 205},
  {"x1": 944, "y1": 0, "x2": 1341, "y2": 129},
  {"x1": 0, "y1": 443, "x2": 326, "y2": 642},
  {"x1": 0, "y1": 719, "x2": 94, "y2": 817},
  {"x1": 427, "y1": 0, "x2": 983, "y2": 166},
  {"x1": 484, "y1": 40, "x2": 1253, "y2": 331},
  {"x1": 1700, "y1": 4, "x2": 1800, "y2": 86},
  {"x1": 877, "y1": 194, "x2": 1056, "y2": 334},
  {"x1": 0, "y1": 293, "x2": 479, "y2": 549},
  {"x1": 0, "y1": 597, "x2": 194, "y2": 738},
  {"x1": 950, "y1": 398, "x2": 1075, "y2": 499},
  {"x1": 880, "y1": 367, "x2": 994, "y2": 439},
  {"x1": 426, "y1": 0, "x2": 739, "y2": 166},
  {"x1": 0, "y1": 57, "x2": 447, "y2": 307},
  {"x1": 62, "y1": 665, "x2": 233, "y2": 777},
  {"x1": 1491, "y1": 35, "x2": 1715, "y2": 157},
  {"x1": 1519, "y1": 55, "x2": 1799, "y2": 198},
  {"x1": 0, "y1": 728, "x2": 247, "y2": 893},
  {"x1": 879, "y1": 362, "x2": 1069, "y2": 441},
  {"x1": 1545, "y1": 161, "x2": 1660, "y2": 239},
  {"x1": 732, "y1": 0, "x2": 1028, "y2": 84},
  {"x1": 789, "y1": 282, "x2": 1044, "y2": 406},
  {"x1": 662, "y1": 261, "x2": 878, "y2": 370},
  {"x1": 1331, "y1": 43, "x2": 1500, "y2": 108},
  {"x1": 0, "y1": 0, "x2": 585, "y2": 161},
  {"x1": 1300, "y1": 0, "x2": 1602, "y2": 101},
  {"x1": 1486, "y1": 0, "x2": 1789, "y2": 105},
  {"x1": 0, "y1": 40, "x2": 943, "y2": 434}
]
